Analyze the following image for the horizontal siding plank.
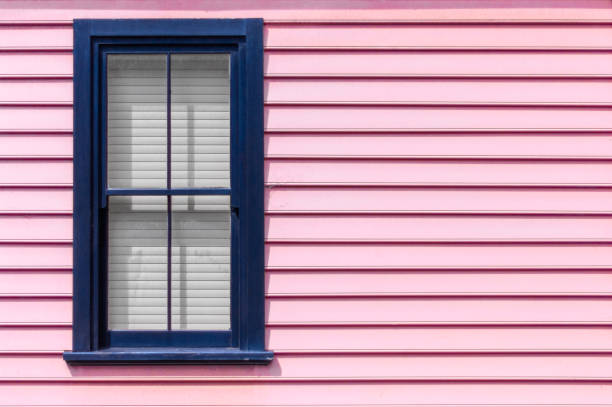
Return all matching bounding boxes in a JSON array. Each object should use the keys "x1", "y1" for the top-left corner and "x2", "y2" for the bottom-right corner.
[
  {"x1": 7, "y1": 296, "x2": 612, "y2": 324},
  {"x1": 265, "y1": 134, "x2": 612, "y2": 159},
  {"x1": 5, "y1": 354, "x2": 612, "y2": 378},
  {"x1": 0, "y1": 79, "x2": 72, "y2": 103},
  {"x1": 265, "y1": 160, "x2": 612, "y2": 186},
  {"x1": 0, "y1": 106, "x2": 71, "y2": 131},
  {"x1": 0, "y1": 53, "x2": 71, "y2": 75},
  {"x1": 0, "y1": 189, "x2": 71, "y2": 213},
  {"x1": 265, "y1": 188, "x2": 612, "y2": 214},
  {"x1": 0, "y1": 161, "x2": 71, "y2": 185},
  {"x1": 268, "y1": 326, "x2": 612, "y2": 352},
  {"x1": 266, "y1": 271, "x2": 612, "y2": 295},
  {"x1": 267, "y1": 297, "x2": 612, "y2": 323},
  {"x1": 0, "y1": 26, "x2": 72, "y2": 48},
  {"x1": 265, "y1": 106, "x2": 612, "y2": 131},
  {"x1": 265, "y1": 215, "x2": 612, "y2": 242},
  {"x1": 264, "y1": 24, "x2": 612, "y2": 48},
  {"x1": 0, "y1": 245, "x2": 71, "y2": 268},
  {"x1": 0, "y1": 216, "x2": 71, "y2": 240},
  {"x1": 265, "y1": 79, "x2": 612, "y2": 105},
  {"x1": 1, "y1": 382, "x2": 611, "y2": 404},
  {"x1": 0, "y1": 135, "x2": 72, "y2": 157},
  {"x1": 265, "y1": 51, "x2": 612, "y2": 76},
  {"x1": 0, "y1": 327, "x2": 70, "y2": 351},
  {"x1": 266, "y1": 244, "x2": 612, "y2": 269},
  {"x1": 0, "y1": 271, "x2": 70, "y2": 294},
  {"x1": 3, "y1": 326, "x2": 612, "y2": 353},
  {"x1": 0, "y1": 299, "x2": 70, "y2": 323}
]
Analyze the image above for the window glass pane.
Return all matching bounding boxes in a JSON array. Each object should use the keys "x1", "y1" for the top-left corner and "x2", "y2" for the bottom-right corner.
[
  {"x1": 171, "y1": 54, "x2": 230, "y2": 188},
  {"x1": 107, "y1": 54, "x2": 167, "y2": 189},
  {"x1": 171, "y1": 195, "x2": 231, "y2": 330},
  {"x1": 108, "y1": 195, "x2": 168, "y2": 330}
]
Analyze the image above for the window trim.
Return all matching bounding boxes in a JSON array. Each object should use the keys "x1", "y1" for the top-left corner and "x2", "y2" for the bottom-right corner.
[{"x1": 64, "y1": 18, "x2": 271, "y2": 364}]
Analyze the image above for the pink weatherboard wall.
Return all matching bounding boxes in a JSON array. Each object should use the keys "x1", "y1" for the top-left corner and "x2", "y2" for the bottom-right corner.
[{"x1": 2, "y1": 0, "x2": 612, "y2": 405}]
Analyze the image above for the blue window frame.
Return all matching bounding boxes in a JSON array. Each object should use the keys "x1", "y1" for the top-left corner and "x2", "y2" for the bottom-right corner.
[{"x1": 63, "y1": 19, "x2": 271, "y2": 364}]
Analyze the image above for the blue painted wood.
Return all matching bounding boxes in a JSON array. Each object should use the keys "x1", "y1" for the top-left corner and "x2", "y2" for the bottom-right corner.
[
  {"x1": 63, "y1": 348, "x2": 273, "y2": 365},
  {"x1": 108, "y1": 330, "x2": 232, "y2": 347},
  {"x1": 67, "y1": 18, "x2": 268, "y2": 365},
  {"x1": 244, "y1": 18, "x2": 265, "y2": 351},
  {"x1": 72, "y1": 19, "x2": 94, "y2": 352}
]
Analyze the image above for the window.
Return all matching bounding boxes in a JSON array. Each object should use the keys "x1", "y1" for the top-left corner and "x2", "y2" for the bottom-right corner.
[{"x1": 64, "y1": 19, "x2": 270, "y2": 364}]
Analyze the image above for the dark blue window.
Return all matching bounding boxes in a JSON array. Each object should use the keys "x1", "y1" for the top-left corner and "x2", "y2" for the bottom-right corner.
[{"x1": 64, "y1": 19, "x2": 271, "y2": 364}]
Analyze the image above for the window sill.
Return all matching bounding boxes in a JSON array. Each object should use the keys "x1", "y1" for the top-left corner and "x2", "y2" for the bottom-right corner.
[{"x1": 63, "y1": 348, "x2": 274, "y2": 365}]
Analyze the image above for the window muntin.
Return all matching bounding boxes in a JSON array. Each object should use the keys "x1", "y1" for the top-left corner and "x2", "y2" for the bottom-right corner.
[{"x1": 106, "y1": 53, "x2": 232, "y2": 333}]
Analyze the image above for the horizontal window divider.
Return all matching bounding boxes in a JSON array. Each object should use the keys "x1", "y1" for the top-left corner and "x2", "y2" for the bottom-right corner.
[{"x1": 106, "y1": 188, "x2": 231, "y2": 196}]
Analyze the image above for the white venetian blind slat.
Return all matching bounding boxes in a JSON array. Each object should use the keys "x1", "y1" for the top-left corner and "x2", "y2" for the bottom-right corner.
[
  {"x1": 171, "y1": 195, "x2": 231, "y2": 330},
  {"x1": 106, "y1": 53, "x2": 232, "y2": 332},
  {"x1": 171, "y1": 54, "x2": 231, "y2": 189},
  {"x1": 108, "y1": 195, "x2": 168, "y2": 330},
  {"x1": 107, "y1": 54, "x2": 167, "y2": 189}
]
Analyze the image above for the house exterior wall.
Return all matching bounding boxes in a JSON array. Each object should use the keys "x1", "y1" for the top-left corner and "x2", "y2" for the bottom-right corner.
[{"x1": 2, "y1": 0, "x2": 612, "y2": 405}]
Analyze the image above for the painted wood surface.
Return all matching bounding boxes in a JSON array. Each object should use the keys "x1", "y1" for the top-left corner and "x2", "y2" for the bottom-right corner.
[{"x1": 2, "y1": 0, "x2": 612, "y2": 406}]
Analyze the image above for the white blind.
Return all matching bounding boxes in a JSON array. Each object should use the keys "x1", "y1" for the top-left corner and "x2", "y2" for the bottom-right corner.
[
  {"x1": 107, "y1": 54, "x2": 167, "y2": 189},
  {"x1": 171, "y1": 54, "x2": 230, "y2": 188},
  {"x1": 106, "y1": 54, "x2": 232, "y2": 331}
]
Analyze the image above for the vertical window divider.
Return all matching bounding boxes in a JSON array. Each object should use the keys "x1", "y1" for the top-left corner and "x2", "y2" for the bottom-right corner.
[{"x1": 166, "y1": 53, "x2": 172, "y2": 331}]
